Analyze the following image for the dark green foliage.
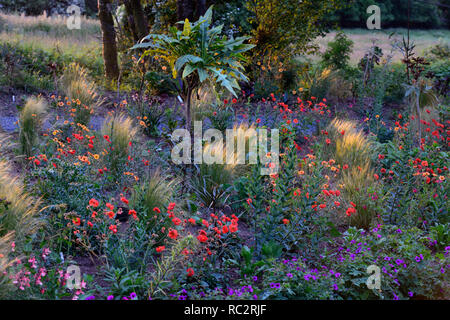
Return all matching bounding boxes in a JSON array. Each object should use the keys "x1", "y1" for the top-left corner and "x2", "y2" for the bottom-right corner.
[
  {"x1": 326, "y1": 0, "x2": 447, "y2": 28},
  {"x1": 321, "y1": 32, "x2": 354, "y2": 71}
]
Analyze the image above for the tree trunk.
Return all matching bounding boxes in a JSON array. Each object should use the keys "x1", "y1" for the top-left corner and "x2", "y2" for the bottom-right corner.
[
  {"x1": 123, "y1": 0, "x2": 139, "y2": 42},
  {"x1": 177, "y1": 0, "x2": 193, "y2": 21},
  {"x1": 98, "y1": 0, "x2": 120, "y2": 80},
  {"x1": 129, "y1": 0, "x2": 148, "y2": 41}
]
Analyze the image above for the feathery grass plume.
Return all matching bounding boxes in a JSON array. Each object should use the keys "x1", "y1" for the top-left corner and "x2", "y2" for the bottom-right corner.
[
  {"x1": 0, "y1": 232, "x2": 15, "y2": 299},
  {"x1": 340, "y1": 162, "x2": 381, "y2": 229},
  {"x1": 324, "y1": 118, "x2": 372, "y2": 168},
  {"x1": 0, "y1": 161, "x2": 41, "y2": 241},
  {"x1": 101, "y1": 113, "x2": 137, "y2": 177},
  {"x1": 190, "y1": 122, "x2": 254, "y2": 209},
  {"x1": 0, "y1": 132, "x2": 16, "y2": 162},
  {"x1": 147, "y1": 235, "x2": 198, "y2": 299},
  {"x1": 60, "y1": 63, "x2": 101, "y2": 126},
  {"x1": 18, "y1": 97, "x2": 46, "y2": 158},
  {"x1": 131, "y1": 169, "x2": 178, "y2": 218}
]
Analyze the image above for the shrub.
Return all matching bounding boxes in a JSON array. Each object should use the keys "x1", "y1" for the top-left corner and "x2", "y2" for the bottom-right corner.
[
  {"x1": 321, "y1": 31, "x2": 354, "y2": 72},
  {"x1": 18, "y1": 97, "x2": 47, "y2": 158}
]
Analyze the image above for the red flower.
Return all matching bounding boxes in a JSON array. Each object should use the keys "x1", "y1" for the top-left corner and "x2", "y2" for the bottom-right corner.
[
  {"x1": 229, "y1": 223, "x2": 238, "y2": 233},
  {"x1": 334, "y1": 201, "x2": 341, "y2": 207},
  {"x1": 168, "y1": 202, "x2": 176, "y2": 210},
  {"x1": 222, "y1": 225, "x2": 229, "y2": 234},
  {"x1": 172, "y1": 217, "x2": 181, "y2": 225},
  {"x1": 89, "y1": 198, "x2": 99, "y2": 208},
  {"x1": 232, "y1": 98, "x2": 237, "y2": 104},
  {"x1": 168, "y1": 229, "x2": 178, "y2": 240},
  {"x1": 156, "y1": 246, "x2": 165, "y2": 253},
  {"x1": 346, "y1": 207, "x2": 356, "y2": 216},
  {"x1": 197, "y1": 234, "x2": 208, "y2": 242},
  {"x1": 120, "y1": 197, "x2": 129, "y2": 205},
  {"x1": 188, "y1": 218, "x2": 196, "y2": 225},
  {"x1": 128, "y1": 209, "x2": 137, "y2": 219},
  {"x1": 153, "y1": 207, "x2": 161, "y2": 214},
  {"x1": 186, "y1": 268, "x2": 195, "y2": 277},
  {"x1": 106, "y1": 202, "x2": 114, "y2": 210},
  {"x1": 34, "y1": 159, "x2": 41, "y2": 165},
  {"x1": 282, "y1": 219, "x2": 289, "y2": 225},
  {"x1": 109, "y1": 225, "x2": 118, "y2": 234},
  {"x1": 72, "y1": 218, "x2": 81, "y2": 226}
]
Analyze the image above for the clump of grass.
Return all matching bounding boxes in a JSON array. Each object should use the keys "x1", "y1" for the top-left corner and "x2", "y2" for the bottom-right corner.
[
  {"x1": 340, "y1": 162, "x2": 381, "y2": 229},
  {"x1": 0, "y1": 161, "x2": 41, "y2": 240},
  {"x1": 324, "y1": 118, "x2": 372, "y2": 168},
  {"x1": 190, "y1": 123, "x2": 255, "y2": 209},
  {"x1": 101, "y1": 113, "x2": 137, "y2": 177},
  {"x1": 60, "y1": 63, "x2": 101, "y2": 126},
  {"x1": 131, "y1": 169, "x2": 178, "y2": 216},
  {"x1": 18, "y1": 97, "x2": 47, "y2": 158},
  {"x1": 191, "y1": 142, "x2": 235, "y2": 210}
]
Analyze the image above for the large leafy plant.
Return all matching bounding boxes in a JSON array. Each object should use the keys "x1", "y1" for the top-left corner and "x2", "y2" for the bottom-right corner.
[{"x1": 132, "y1": 6, "x2": 254, "y2": 133}]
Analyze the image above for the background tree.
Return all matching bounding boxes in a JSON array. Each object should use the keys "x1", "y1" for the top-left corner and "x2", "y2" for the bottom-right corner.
[
  {"x1": 176, "y1": 0, "x2": 207, "y2": 21},
  {"x1": 98, "y1": 0, "x2": 120, "y2": 80}
]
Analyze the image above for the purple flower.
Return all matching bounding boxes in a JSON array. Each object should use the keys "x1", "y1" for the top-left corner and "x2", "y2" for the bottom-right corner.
[
  {"x1": 129, "y1": 292, "x2": 137, "y2": 299},
  {"x1": 332, "y1": 284, "x2": 338, "y2": 291},
  {"x1": 107, "y1": 295, "x2": 114, "y2": 300},
  {"x1": 252, "y1": 276, "x2": 258, "y2": 282},
  {"x1": 287, "y1": 273, "x2": 293, "y2": 278},
  {"x1": 85, "y1": 295, "x2": 95, "y2": 300},
  {"x1": 408, "y1": 291, "x2": 414, "y2": 297}
]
